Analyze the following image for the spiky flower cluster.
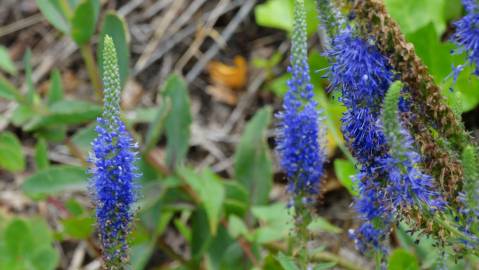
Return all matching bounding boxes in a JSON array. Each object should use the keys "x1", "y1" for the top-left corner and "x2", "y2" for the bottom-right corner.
[
  {"x1": 90, "y1": 36, "x2": 138, "y2": 268},
  {"x1": 451, "y1": 0, "x2": 479, "y2": 77},
  {"x1": 276, "y1": 0, "x2": 325, "y2": 199},
  {"x1": 325, "y1": 28, "x2": 444, "y2": 253}
]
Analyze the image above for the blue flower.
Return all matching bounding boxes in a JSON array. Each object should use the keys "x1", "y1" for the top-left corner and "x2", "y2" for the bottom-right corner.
[
  {"x1": 325, "y1": 28, "x2": 444, "y2": 253},
  {"x1": 451, "y1": 0, "x2": 479, "y2": 76},
  {"x1": 90, "y1": 36, "x2": 139, "y2": 267},
  {"x1": 276, "y1": 0, "x2": 325, "y2": 197},
  {"x1": 324, "y1": 28, "x2": 394, "y2": 252}
]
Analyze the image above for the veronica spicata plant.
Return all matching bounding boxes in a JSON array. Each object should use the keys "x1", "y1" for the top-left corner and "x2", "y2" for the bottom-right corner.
[
  {"x1": 276, "y1": 0, "x2": 326, "y2": 266},
  {"x1": 320, "y1": 4, "x2": 445, "y2": 257},
  {"x1": 90, "y1": 35, "x2": 139, "y2": 269},
  {"x1": 276, "y1": 0, "x2": 325, "y2": 203}
]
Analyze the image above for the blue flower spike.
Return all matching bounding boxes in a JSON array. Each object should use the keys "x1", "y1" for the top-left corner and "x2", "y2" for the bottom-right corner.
[
  {"x1": 451, "y1": 0, "x2": 479, "y2": 77},
  {"x1": 276, "y1": 0, "x2": 326, "y2": 202},
  {"x1": 325, "y1": 29, "x2": 443, "y2": 254},
  {"x1": 90, "y1": 35, "x2": 139, "y2": 269}
]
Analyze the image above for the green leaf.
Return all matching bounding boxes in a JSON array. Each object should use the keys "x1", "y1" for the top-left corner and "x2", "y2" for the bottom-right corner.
[
  {"x1": 234, "y1": 106, "x2": 272, "y2": 206},
  {"x1": 65, "y1": 198, "x2": 85, "y2": 216},
  {"x1": 162, "y1": 74, "x2": 192, "y2": 168},
  {"x1": 251, "y1": 203, "x2": 293, "y2": 243},
  {"x1": 36, "y1": 0, "x2": 70, "y2": 34},
  {"x1": 406, "y1": 23, "x2": 452, "y2": 82},
  {"x1": 254, "y1": 0, "x2": 318, "y2": 35},
  {"x1": 227, "y1": 215, "x2": 249, "y2": 238},
  {"x1": 384, "y1": 0, "x2": 447, "y2": 35},
  {"x1": 71, "y1": 0, "x2": 100, "y2": 45},
  {"x1": 11, "y1": 105, "x2": 35, "y2": 126},
  {"x1": 125, "y1": 107, "x2": 160, "y2": 125},
  {"x1": 35, "y1": 138, "x2": 49, "y2": 170},
  {"x1": 333, "y1": 159, "x2": 358, "y2": 196},
  {"x1": 72, "y1": 124, "x2": 96, "y2": 155},
  {"x1": 3, "y1": 218, "x2": 59, "y2": 270},
  {"x1": 30, "y1": 247, "x2": 60, "y2": 270},
  {"x1": 0, "y1": 46, "x2": 16, "y2": 75},
  {"x1": 98, "y1": 11, "x2": 130, "y2": 89},
  {"x1": 267, "y1": 73, "x2": 290, "y2": 96},
  {"x1": 276, "y1": 253, "x2": 300, "y2": 270},
  {"x1": 5, "y1": 219, "x2": 34, "y2": 257},
  {"x1": 0, "y1": 132, "x2": 25, "y2": 172},
  {"x1": 23, "y1": 49, "x2": 37, "y2": 105},
  {"x1": 144, "y1": 97, "x2": 171, "y2": 153},
  {"x1": 47, "y1": 69, "x2": 64, "y2": 105},
  {"x1": 35, "y1": 126, "x2": 67, "y2": 142},
  {"x1": 180, "y1": 168, "x2": 225, "y2": 235},
  {"x1": 21, "y1": 165, "x2": 88, "y2": 200},
  {"x1": 61, "y1": 216, "x2": 95, "y2": 239},
  {"x1": 308, "y1": 217, "x2": 342, "y2": 234},
  {"x1": 387, "y1": 248, "x2": 420, "y2": 270},
  {"x1": 25, "y1": 100, "x2": 101, "y2": 130},
  {"x1": 0, "y1": 74, "x2": 23, "y2": 102},
  {"x1": 223, "y1": 181, "x2": 249, "y2": 217},
  {"x1": 191, "y1": 208, "x2": 212, "y2": 261}
]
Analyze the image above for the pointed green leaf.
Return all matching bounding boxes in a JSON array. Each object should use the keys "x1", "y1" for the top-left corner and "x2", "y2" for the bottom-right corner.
[
  {"x1": 21, "y1": 165, "x2": 88, "y2": 200},
  {"x1": 47, "y1": 69, "x2": 64, "y2": 105},
  {"x1": 385, "y1": 0, "x2": 447, "y2": 34},
  {"x1": 234, "y1": 106, "x2": 272, "y2": 205},
  {"x1": 0, "y1": 74, "x2": 23, "y2": 102},
  {"x1": 0, "y1": 46, "x2": 16, "y2": 75},
  {"x1": 276, "y1": 253, "x2": 300, "y2": 270},
  {"x1": 35, "y1": 138, "x2": 49, "y2": 170},
  {"x1": 254, "y1": 0, "x2": 318, "y2": 35},
  {"x1": 98, "y1": 11, "x2": 130, "y2": 89},
  {"x1": 333, "y1": 159, "x2": 358, "y2": 196},
  {"x1": 36, "y1": 0, "x2": 70, "y2": 34},
  {"x1": 162, "y1": 74, "x2": 192, "y2": 168},
  {"x1": 72, "y1": 124, "x2": 96, "y2": 155},
  {"x1": 0, "y1": 132, "x2": 25, "y2": 172},
  {"x1": 24, "y1": 100, "x2": 101, "y2": 131},
  {"x1": 70, "y1": 0, "x2": 100, "y2": 45},
  {"x1": 387, "y1": 248, "x2": 420, "y2": 270},
  {"x1": 144, "y1": 97, "x2": 171, "y2": 153},
  {"x1": 180, "y1": 168, "x2": 225, "y2": 235}
]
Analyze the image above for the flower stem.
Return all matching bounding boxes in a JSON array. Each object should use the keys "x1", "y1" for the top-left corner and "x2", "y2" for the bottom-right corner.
[{"x1": 80, "y1": 44, "x2": 103, "y2": 99}]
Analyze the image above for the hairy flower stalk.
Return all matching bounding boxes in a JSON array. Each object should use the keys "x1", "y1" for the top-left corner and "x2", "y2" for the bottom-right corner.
[
  {"x1": 90, "y1": 36, "x2": 138, "y2": 268},
  {"x1": 276, "y1": 0, "x2": 325, "y2": 266},
  {"x1": 451, "y1": 0, "x2": 479, "y2": 78},
  {"x1": 351, "y1": 0, "x2": 467, "y2": 201}
]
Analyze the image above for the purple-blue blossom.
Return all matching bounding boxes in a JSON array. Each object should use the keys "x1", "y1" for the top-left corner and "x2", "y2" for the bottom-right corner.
[
  {"x1": 90, "y1": 36, "x2": 139, "y2": 267},
  {"x1": 325, "y1": 28, "x2": 444, "y2": 253},
  {"x1": 451, "y1": 0, "x2": 479, "y2": 76},
  {"x1": 276, "y1": 0, "x2": 325, "y2": 197}
]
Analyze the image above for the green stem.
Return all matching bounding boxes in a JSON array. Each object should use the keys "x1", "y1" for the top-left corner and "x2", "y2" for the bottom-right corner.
[
  {"x1": 433, "y1": 214, "x2": 469, "y2": 240},
  {"x1": 80, "y1": 44, "x2": 103, "y2": 99},
  {"x1": 57, "y1": 0, "x2": 102, "y2": 100},
  {"x1": 374, "y1": 251, "x2": 382, "y2": 270},
  {"x1": 58, "y1": 0, "x2": 73, "y2": 18}
]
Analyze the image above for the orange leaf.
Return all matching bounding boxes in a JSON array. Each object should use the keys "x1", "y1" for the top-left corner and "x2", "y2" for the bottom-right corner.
[{"x1": 207, "y1": 55, "x2": 247, "y2": 89}]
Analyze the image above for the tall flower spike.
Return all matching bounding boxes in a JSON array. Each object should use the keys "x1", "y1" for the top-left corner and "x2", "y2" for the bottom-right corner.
[
  {"x1": 451, "y1": 0, "x2": 479, "y2": 77},
  {"x1": 276, "y1": 0, "x2": 325, "y2": 200},
  {"x1": 381, "y1": 81, "x2": 445, "y2": 212},
  {"x1": 90, "y1": 35, "x2": 139, "y2": 268},
  {"x1": 325, "y1": 27, "x2": 394, "y2": 253}
]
